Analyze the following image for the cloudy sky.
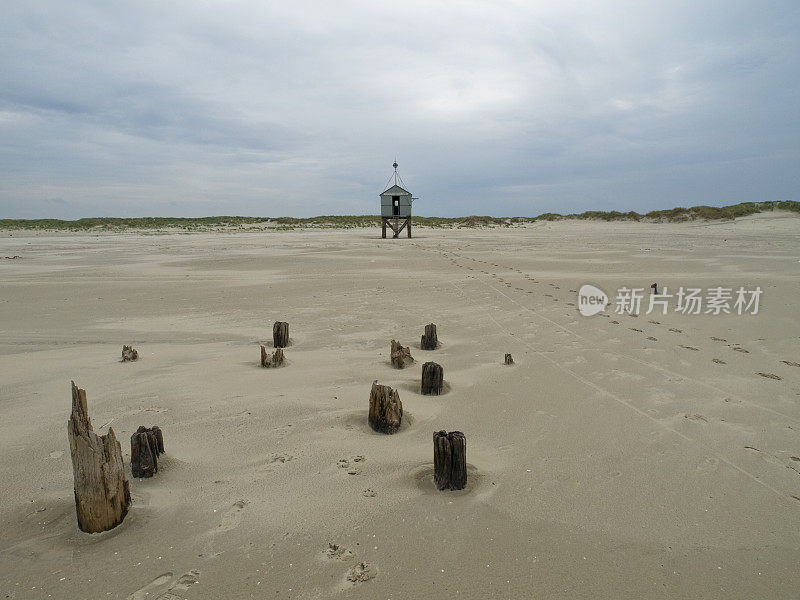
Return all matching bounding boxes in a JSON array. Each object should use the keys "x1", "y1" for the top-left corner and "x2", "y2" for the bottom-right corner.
[{"x1": 1, "y1": 1, "x2": 798, "y2": 218}]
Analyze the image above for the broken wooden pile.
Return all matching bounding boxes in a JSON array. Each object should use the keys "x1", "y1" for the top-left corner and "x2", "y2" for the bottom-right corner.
[
  {"x1": 67, "y1": 382, "x2": 131, "y2": 533},
  {"x1": 390, "y1": 340, "x2": 413, "y2": 368},
  {"x1": 420, "y1": 323, "x2": 438, "y2": 350},
  {"x1": 368, "y1": 381, "x2": 403, "y2": 434},
  {"x1": 130, "y1": 426, "x2": 165, "y2": 478},
  {"x1": 273, "y1": 321, "x2": 289, "y2": 348},
  {"x1": 421, "y1": 361, "x2": 444, "y2": 395},
  {"x1": 433, "y1": 430, "x2": 467, "y2": 491},
  {"x1": 261, "y1": 346, "x2": 285, "y2": 368}
]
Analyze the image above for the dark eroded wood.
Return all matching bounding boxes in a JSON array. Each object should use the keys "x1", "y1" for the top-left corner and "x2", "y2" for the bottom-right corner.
[
  {"x1": 368, "y1": 381, "x2": 403, "y2": 434},
  {"x1": 273, "y1": 321, "x2": 289, "y2": 348},
  {"x1": 131, "y1": 425, "x2": 165, "y2": 478},
  {"x1": 421, "y1": 361, "x2": 443, "y2": 395},
  {"x1": 420, "y1": 323, "x2": 438, "y2": 350},
  {"x1": 390, "y1": 340, "x2": 413, "y2": 369},
  {"x1": 433, "y1": 430, "x2": 467, "y2": 491},
  {"x1": 261, "y1": 345, "x2": 285, "y2": 368}
]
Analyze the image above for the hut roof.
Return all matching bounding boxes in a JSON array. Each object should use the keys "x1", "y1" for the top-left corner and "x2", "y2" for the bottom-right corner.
[{"x1": 380, "y1": 184, "x2": 412, "y2": 197}]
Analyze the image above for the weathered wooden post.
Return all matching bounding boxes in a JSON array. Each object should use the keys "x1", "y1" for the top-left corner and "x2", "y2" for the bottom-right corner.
[
  {"x1": 420, "y1": 323, "x2": 438, "y2": 350},
  {"x1": 433, "y1": 430, "x2": 467, "y2": 491},
  {"x1": 390, "y1": 340, "x2": 413, "y2": 368},
  {"x1": 421, "y1": 362, "x2": 443, "y2": 395},
  {"x1": 368, "y1": 381, "x2": 403, "y2": 434},
  {"x1": 260, "y1": 345, "x2": 285, "y2": 368},
  {"x1": 67, "y1": 382, "x2": 131, "y2": 533},
  {"x1": 131, "y1": 426, "x2": 164, "y2": 478},
  {"x1": 273, "y1": 321, "x2": 289, "y2": 348},
  {"x1": 121, "y1": 345, "x2": 138, "y2": 361},
  {"x1": 504, "y1": 353, "x2": 514, "y2": 365}
]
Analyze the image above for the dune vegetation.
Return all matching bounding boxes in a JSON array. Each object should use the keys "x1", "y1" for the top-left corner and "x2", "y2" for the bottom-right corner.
[{"x1": 1, "y1": 201, "x2": 796, "y2": 231}]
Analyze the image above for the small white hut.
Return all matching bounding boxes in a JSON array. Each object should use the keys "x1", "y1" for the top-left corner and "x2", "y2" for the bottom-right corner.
[{"x1": 379, "y1": 162, "x2": 414, "y2": 238}]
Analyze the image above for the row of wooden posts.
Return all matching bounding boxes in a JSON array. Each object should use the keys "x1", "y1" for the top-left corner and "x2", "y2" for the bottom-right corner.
[
  {"x1": 68, "y1": 321, "x2": 510, "y2": 532},
  {"x1": 263, "y1": 320, "x2": 464, "y2": 489},
  {"x1": 370, "y1": 323, "x2": 469, "y2": 492}
]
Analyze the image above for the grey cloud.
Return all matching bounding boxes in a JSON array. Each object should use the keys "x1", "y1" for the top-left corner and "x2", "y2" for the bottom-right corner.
[{"x1": 0, "y1": 1, "x2": 798, "y2": 218}]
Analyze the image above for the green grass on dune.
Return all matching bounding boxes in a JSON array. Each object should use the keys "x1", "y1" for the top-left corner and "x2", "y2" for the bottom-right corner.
[{"x1": 1, "y1": 201, "x2": 797, "y2": 231}]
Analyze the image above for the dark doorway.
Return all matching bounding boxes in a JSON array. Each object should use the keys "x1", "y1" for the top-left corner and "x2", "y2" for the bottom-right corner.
[{"x1": 392, "y1": 196, "x2": 399, "y2": 216}]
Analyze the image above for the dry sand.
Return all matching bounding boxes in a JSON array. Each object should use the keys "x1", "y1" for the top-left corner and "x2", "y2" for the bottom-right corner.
[{"x1": 1, "y1": 212, "x2": 799, "y2": 599}]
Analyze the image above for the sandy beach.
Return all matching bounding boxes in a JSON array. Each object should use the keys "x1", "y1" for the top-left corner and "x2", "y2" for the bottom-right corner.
[{"x1": 1, "y1": 213, "x2": 799, "y2": 599}]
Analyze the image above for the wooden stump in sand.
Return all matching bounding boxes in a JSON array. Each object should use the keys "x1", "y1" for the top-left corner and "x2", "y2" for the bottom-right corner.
[
  {"x1": 368, "y1": 381, "x2": 403, "y2": 434},
  {"x1": 390, "y1": 340, "x2": 413, "y2": 369},
  {"x1": 421, "y1": 362, "x2": 443, "y2": 395},
  {"x1": 121, "y1": 345, "x2": 138, "y2": 361},
  {"x1": 67, "y1": 382, "x2": 131, "y2": 533},
  {"x1": 433, "y1": 430, "x2": 467, "y2": 491},
  {"x1": 504, "y1": 353, "x2": 514, "y2": 365},
  {"x1": 420, "y1": 323, "x2": 438, "y2": 350},
  {"x1": 273, "y1": 321, "x2": 289, "y2": 348},
  {"x1": 131, "y1": 426, "x2": 165, "y2": 478},
  {"x1": 261, "y1": 345, "x2": 285, "y2": 368}
]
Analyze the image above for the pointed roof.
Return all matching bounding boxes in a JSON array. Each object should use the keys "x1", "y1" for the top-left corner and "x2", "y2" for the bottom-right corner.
[{"x1": 380, "y1": 184, "x2": 411, "y2": 197}]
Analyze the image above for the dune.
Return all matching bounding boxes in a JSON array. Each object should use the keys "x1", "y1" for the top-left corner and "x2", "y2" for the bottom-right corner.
[{"x1": 0, "y1": 212, "x2": 798, "y2": 598}]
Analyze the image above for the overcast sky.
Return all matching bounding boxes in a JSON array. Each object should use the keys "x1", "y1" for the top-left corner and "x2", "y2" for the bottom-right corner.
[{"x1": 1, "y1": 1, "x2": 798, "y2": 218}]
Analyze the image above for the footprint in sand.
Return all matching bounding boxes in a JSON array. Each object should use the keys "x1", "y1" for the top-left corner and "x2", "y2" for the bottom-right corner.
[
  {"x1": 128, "y1": 570, "x2": 200, "y2": 600},
  {"x1": 158, "y1": 570, "x2": 200, "y2": 600},
  {"x1": 696, "y1": 456, "x2": 719, "y2": 474},
  {"x1": 669, "y1": 328, "x2": 683, "y2": 333},
  {"x1": 780, "y1": 360, "x2": 800, "y2": 367},
  {"x1": 712, "y1": 358, "x2": 727, "y2": 365},
  {"x1": 647, "y1": 336, "x2": 658, "y2": 341},
  {"x1": 127, "y1": 573, "x2": 173, "y2": 600},
  {"x1": 610, "y1": 320, "x2": 620, "y2": 325},
  {"x1": 362, "y1": 489, "x2": 377, "y2": 497},
  {"x1": 217, "y1": 500, "x2": 247, "y2": 532},
  {"x1": 731, "y1": 346, "x2": 749, "y2": 353},
  {"x1": 346, "y1": 562, "x2": 377, "y2": 583},
  {"x1": 684, "y1": 413, "x2": 708, "y2": 423},
  {"x1": 679, "y1": 345, "x2": 700, "y2": 351},
  {"x1": 756, "y1": 372, "x2": 782, "y2": 380},
  {"x1": 648, "y1": 320, "x2": 661, "y2": 325},
  {"x1": 270, "y1": 453, "x2": 294, "y2": 464},
  {"x1": 630, "y1": 328, "x2": 643, "y2": 332},
  {"x1": 338, "y1": 456, "x2": 365, "y2": 475},
  {"x1": 711, "y1": 337, "x2": 727, "y2": 342},
  {"x1": 325, "y1": 543, "x2": 354, "y2": 560}
]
